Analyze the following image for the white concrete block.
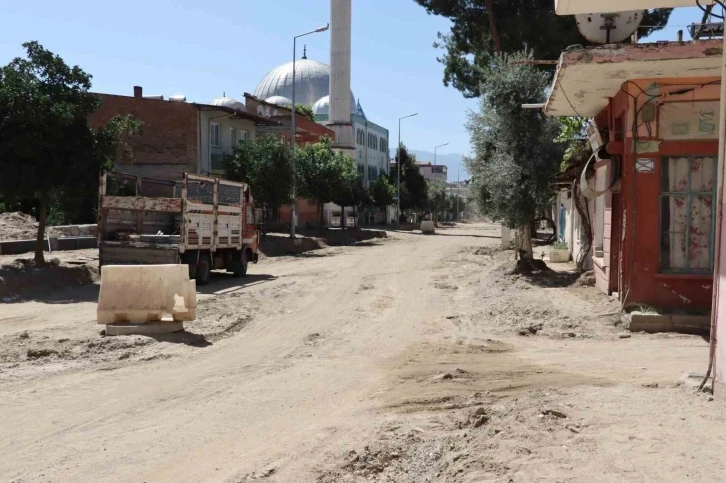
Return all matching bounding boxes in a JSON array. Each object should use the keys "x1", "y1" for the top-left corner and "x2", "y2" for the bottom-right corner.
[{"x1": 97, "y1": 264, "x2": 196, "y2": 325}]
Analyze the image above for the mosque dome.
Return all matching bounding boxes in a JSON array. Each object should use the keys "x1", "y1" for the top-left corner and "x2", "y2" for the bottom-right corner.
[
  {"x1": 311, "y1": 95, "x2": 357, "y2": 117},
  {"x1": 253, "y1": 56, "x2": 356, "y2": 110},
  {"x1": 265, "y1": 95, "x2": 293, "y2": 108},
  {"x1": 209, "y1": 94, "x2": 240, "y2": 108}
]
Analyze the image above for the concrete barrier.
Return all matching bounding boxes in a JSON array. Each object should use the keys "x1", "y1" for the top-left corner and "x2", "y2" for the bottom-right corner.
[
  {"x1": 421, "y1": 220, "x2": 436, "y2": 234},
  {"x1": 97, "y1": 264, "x2": 196, "y2": 326}
]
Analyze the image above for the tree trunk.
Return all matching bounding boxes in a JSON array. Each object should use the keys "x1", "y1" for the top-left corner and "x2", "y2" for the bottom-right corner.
[
  {"x1": 573, "y1": 192, "x2": 593, "y2": 274},
  {"x1": 341, "y1": 205, "x2": 346, "y2": 231},
  {"x1": 519, "y1": 222, "x2": 533, "y2": 259},
  {"x1": 35, "y1": 193, "x2": 48, "y2": 265},
  {"x1": 485, "y1": 0, "x2": 502, "y2": 52}
]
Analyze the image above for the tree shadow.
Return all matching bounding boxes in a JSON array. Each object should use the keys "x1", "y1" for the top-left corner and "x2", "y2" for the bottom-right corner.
[
  {"x1": 5, "y1": 283, "x2": 101, "y2": 305},
  {"x1": 518, "y1": 270, "x2": 581, "y2": 288}
]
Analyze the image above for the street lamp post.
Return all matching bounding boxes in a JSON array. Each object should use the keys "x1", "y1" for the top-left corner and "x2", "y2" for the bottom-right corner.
[
  {"x1": 396, "y1": 112, "x2": 418, "y2": 226},
  {"x1": 291, "y1": 23, "x2": 329, "y2": 240},
  {"x1": 433, "y1": 142, "x2": 448, "y2": 222}
]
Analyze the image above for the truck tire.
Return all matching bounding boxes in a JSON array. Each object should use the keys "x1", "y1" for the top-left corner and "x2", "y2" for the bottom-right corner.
[
  {"x1": 232, "y1": 251, "x2": 248, "y2": 277},
  {"x1": 194, "y1": 253, "x2": 212, "y2": 285}
]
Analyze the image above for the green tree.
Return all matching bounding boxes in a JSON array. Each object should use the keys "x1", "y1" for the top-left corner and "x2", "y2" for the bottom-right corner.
[
  {"x1": 371, "y1": 174, "x2": 395, "y2": 210},
  {"x1": 295, "y1": 104, "x2": 316, "y2": 122},
  {"x1": 465, "y1": 52, "x2": 563, "y2": 257},
  {"x1": 427, "y1": 180, "x2": 449, "y2": 222},
  {"x1": 296, "y1": 137, "x2": 357, "y2": 231},
  {"x1": 396, "y1": 145, "x2": 428, "y2": 212},
  {"x1": 223, "y1": 134, "x2": 294, "y2": 222},
  {"x1": 414, "y1": 0, "x2": 671, "y2": 97},
  {"x1": 0, "y1": 41, "x2": 141, "y2": 263}
]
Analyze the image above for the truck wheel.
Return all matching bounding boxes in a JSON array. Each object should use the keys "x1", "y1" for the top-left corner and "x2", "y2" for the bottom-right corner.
[
  {"x1": 194, "y1": 253, "x2": 212, "y2": 285},
  {"x1": 232, "y1": 251, "x2": 248, "y2": 277}
]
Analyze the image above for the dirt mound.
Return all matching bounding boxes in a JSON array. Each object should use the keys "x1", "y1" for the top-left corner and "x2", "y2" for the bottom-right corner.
[
  {"x1": 0, "y1": 258, "x2": 98, "y2": 301},
  {"x1": 259, "y1": 234, "x2": 327, "y2": 258},
  {"x1": 0, "y1": 212, "x2": 59, "y2": 242},
  {"x1": 323, "y1": 228, "x2": 388, "y2": 246}
]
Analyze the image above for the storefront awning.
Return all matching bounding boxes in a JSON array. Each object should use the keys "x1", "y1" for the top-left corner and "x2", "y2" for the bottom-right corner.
[
  {"x1": 554, "y1": 0, "x2": 711, "y2": 15},
  {"x1": 543, "y1": 40, "x2": 723, "y2": 118}
]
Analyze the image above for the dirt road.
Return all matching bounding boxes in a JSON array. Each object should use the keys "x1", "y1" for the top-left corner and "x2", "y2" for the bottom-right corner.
[{"x1": 2, "y1": 223, "x2": 725, "y2": 482}]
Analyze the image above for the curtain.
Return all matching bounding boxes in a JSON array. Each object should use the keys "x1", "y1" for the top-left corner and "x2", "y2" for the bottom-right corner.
[{"x1": 663, "y1": 156, "x2": 714, "y2": 272}]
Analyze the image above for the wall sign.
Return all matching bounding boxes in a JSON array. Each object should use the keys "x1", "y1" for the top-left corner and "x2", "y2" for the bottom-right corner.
[
  {"x1": 636, "y1": 158, "x2": 655, "y2": 173},
  {"x1": 659, "y1": 101, "x2": 719, "y2": 140}
]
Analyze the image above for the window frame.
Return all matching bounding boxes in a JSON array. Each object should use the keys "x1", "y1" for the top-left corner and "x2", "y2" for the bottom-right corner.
[
  {"x1": 659, "y1": 155, "x2": 717, "y2": 274},
  {"x1": 239, "y1": 129, "x2": 249, "y2": 142},
  {"x1": 210, "y1": 122, "x2": 221, "y2": 148}
]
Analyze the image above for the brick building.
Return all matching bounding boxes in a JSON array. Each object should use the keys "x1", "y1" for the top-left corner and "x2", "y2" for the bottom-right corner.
[{"x1": 88, "y1": 86, "x2": 280, "y2": 181}]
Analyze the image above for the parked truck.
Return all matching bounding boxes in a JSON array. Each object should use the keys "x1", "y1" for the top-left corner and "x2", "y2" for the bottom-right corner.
[{"x1": 98, "y1": 171, "x2": 260, "y2": 285}]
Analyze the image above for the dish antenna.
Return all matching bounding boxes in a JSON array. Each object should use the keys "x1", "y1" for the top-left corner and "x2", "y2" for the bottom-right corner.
[{"x1": 575, "y1": 10, "x2": 644, "y2": 44}]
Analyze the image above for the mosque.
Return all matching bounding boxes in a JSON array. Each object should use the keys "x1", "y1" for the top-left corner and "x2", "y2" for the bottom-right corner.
[{"x1": 250, "y1": 48, "x2": 390, "y2": 190}]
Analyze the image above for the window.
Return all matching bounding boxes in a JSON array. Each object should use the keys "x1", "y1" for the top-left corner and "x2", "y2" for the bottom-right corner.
[
  {"x1": 230, "y1": 127, "x2": 236, "y2": 148},
  {"x1": 380, "y1": 138, "x2": 387, "y2": 152},
  {"x1": 210, "y1": 122, "x2": 221, "y2": 148},
  {"x1": 357, "y1": 164, "x2": 364, "y2": 177},
  {"x1": 660, "y1": 156, "x2": 716, "y2": 273},
  {"x1": 239, "y1": 129, "x2": 249, "y2": 142}
]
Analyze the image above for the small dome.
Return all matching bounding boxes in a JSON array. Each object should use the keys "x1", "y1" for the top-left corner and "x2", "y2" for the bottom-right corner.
[
  {"x1": 209, "y1": 94, "x2": 239, "y2": 108},
  {"x1": 265, "y1": 95, "x2": 293, "y2": 108},
  {"x1": 232, "y1": 101, "x2": 245, "y2": 110},
  {"x1": 310, "y1": 95, "x2": 357, "y2": 116}
]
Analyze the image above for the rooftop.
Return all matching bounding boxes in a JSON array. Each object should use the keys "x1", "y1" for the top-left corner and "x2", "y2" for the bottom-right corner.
[{"x1": 543, "y1": 40, "x2": 723, "y2": 117}]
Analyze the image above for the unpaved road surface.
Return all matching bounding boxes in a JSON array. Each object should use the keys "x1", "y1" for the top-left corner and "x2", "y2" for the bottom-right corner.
[{"x1": 2, "y1": 223, "x2": 726, "y2": 482}]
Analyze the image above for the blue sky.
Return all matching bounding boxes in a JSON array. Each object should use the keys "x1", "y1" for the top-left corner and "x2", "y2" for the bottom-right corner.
[{"x1": 0, "y1": 2, "x2": 711, "y2": 179}]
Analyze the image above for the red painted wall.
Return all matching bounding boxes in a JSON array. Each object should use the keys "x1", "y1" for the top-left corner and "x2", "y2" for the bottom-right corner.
[{"x1": 602, "y1": 83, "x2": 717, "y2": 310}]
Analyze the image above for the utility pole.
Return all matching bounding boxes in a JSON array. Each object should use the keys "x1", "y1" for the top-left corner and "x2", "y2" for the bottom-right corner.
[{"x1": 290, "y1": 23, "x2": 329, "y2": 240}]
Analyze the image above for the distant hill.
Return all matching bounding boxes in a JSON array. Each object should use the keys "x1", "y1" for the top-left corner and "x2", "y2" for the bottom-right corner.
[{"x1": 390, "y1": 149, "x2": 470, "y2": 180}]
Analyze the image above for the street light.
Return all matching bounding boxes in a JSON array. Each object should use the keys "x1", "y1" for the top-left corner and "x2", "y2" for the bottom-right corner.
[
  {"x1": 396, "y1": 112, "x2": 418, "y2": 226},
  {"x1": 290, "y1": 23, "x2": 329, "y2": 239},
  {"x1": 433, "y1": 143, "x2": 448, "y2": 222}
]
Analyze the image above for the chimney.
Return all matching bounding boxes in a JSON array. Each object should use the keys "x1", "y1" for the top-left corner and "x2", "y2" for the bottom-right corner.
[{"x1": 133, "y1": 86, "x2": 143, "y2": 98}]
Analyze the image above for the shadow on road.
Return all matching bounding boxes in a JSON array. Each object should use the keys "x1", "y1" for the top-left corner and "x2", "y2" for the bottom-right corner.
[
  {"x1": 151, "y1": 330, "x2": 212, "y2": 348},
  {"x1": 197, "y1": 273, "x2": 278, "y2": 295}
]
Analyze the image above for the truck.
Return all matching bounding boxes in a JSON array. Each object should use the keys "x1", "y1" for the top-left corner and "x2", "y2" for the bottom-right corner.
[{"x1": 98, "y1": 171, "x2": 260, "y2": 285}]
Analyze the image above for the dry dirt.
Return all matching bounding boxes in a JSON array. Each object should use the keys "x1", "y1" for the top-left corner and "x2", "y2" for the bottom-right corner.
[
  {"x1": 0, "y1": 211, "x2": 59, "y2": 241},
  {"x1": 1, "y1": 223, "x2": 724, "y2": 483}
]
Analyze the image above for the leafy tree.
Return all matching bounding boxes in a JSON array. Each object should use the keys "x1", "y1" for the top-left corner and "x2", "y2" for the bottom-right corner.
[
  {"x1": 0, "y1": 41, "x2": 141, "y2": 263},
  {"x1": 295, "y1": 104, "x2": 316, "y2": 122},
  {"x1": 414, "y1": 0, "x2": 671, "y2": 97},
  {"x1": 427, "y1": 180, "x2": 449, "y2": 222},
  {"x1": 223, "y1": 134, "x2": 294, "y2": 222},
  {"x1": 296, "y1": 137, "x2": 357, "y2": 231},
  {"x1": 396, "y1": 145, "x2": 428, "y2": 212},
  {"x1": 334, "y1": 175, "x2": 372, "y2": 230},
  {"x1": 371, "y1": 174, "x2": 395, "y2": 209},
  {"x1": 465, "y1": 52, "x2": 563, "y2": 257}
]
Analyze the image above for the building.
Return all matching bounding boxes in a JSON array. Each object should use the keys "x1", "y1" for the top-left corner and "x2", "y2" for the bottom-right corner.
[
  {"x1": 543, "y1": 40, "x2": 722, "y2": 311},
  {"x1": 417, "y1": 162, "x2": 448, "y2": 182},
  {"x1": 251, "y1": 50, "x2": 392, "y2": 225},
  {"x1": 242, "y1": 93, "x2": 337, "y2": 227},
  {"x1": 88, "y1": 86, "x2": 280, "y2": 180}
]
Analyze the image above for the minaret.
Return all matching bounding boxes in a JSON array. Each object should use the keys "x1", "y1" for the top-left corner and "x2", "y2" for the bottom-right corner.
[{"x1": 328, "y1": 0, "x2": 355, "y2": 155}]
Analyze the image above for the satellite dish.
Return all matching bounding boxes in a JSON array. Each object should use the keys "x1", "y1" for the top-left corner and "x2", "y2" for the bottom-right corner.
[{"x1": 575, "y1": 10, "x2": 644, "y2": 44}]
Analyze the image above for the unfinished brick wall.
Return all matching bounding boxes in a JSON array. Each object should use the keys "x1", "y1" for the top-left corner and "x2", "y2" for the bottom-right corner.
[{"x1": 88, "y1": 94, "x2": 199, "y2": 180}]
